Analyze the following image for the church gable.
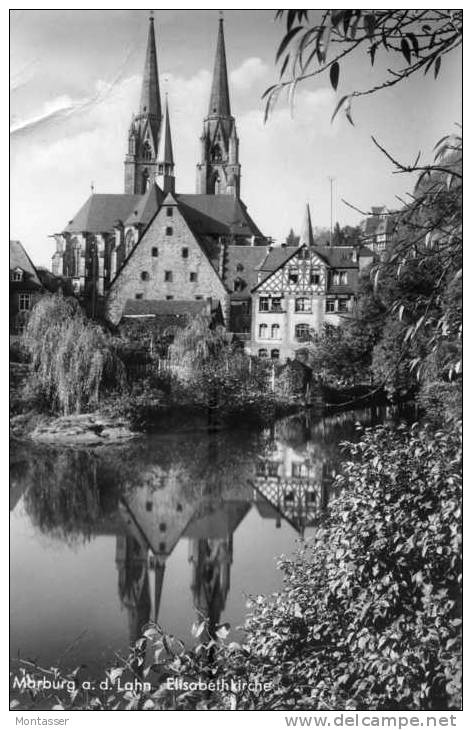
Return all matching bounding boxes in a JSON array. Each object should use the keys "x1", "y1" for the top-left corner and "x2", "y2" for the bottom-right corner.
[
  {"x1": 106, "y1": 199, "x2": 229, "y2": 326},
  {"x1": 255, "y1": 246, "x2": 327, "y2": 295}
]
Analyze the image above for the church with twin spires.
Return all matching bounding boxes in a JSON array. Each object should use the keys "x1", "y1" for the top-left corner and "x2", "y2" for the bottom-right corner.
[
  {"x1": 50, "y1": 12, "x2": 373, "y2": 358},
  {"x1": 51, "y1": 13, "x2": 264, "y2": 329}
]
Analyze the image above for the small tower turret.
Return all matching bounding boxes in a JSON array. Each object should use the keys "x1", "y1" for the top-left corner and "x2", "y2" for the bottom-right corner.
[{"x1": 157, "y1": 95, "x2": 175, "y2": 194}]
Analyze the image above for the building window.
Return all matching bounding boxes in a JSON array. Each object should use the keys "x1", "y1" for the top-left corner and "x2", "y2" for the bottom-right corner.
[
  {"x1": 166, "y1": 226, "x2": 173, "y2": 236},
  {"x1": 332, "y1": 270, "x2": 348, "y2": 286},
  {"x1": 259, "y1": 323, "x2": 268, "y2": 339},
  {"x1": 195, "y1": 295, "x2": 203, "y2": 300},
  {"x1": 268, "y1": 462, "x2": 280, "y2": 476},
  {"x1": 288, "y1": 271, "x2": 299, "y2": 284},
  {"x1": 234, "y1": 277, "x2": 245, "y2": 292},
  {"x1": 338, "y1": 298, "x2": 349, "y2": 312},
  {"x1": 151, "y1": 247, "x2": 158, "y2": 257},
  {"x1": 182, "y1": 247, "x2": 189, "y2": 258},
  {"x1": 259, "y1": 297, "x2": 269, "y2": 312},
  {"x1": 18, "y1": 293, "x2": 31, "y2": 312},
  {"x1": 12, "y1": 269, "x2": 23, "y2": 282},
  {"x1": 271, "y1": 297, "x2": 282, "y2": 312},
  {"x1": 142, "y1": 141, "x2": 152, "y2": 161},
  {"x1": 166, "y1": 295, "x2": 174, "y2": 300},
  {"x1": 295, "y1": 323, "x2": 310, "y2": 341},
  {"x1": 164, "y1": 271, "x2": 173, "y2": 282},
  {"x1": 159, "y1": 542, "x2": 166, "y2": 552},
  {"x1": 141, "y1": 271, "x2": 150, "y2": 281},
  {"x1": 190, "y1": 272, "x2": 197, "y2": 282},
  {"x1": 326, "y1": 299, "x2": 335, "y2": 313},
  {"x1": 271, "y1": 349, "x2": 280, "y2": 360},
  {"x1": 135, "y1": 293, "x2": 143, "y2": 300},
  {"x1": 236, "y1": 263, "x2": 244, "y2": 272},
  {"x1": 297, "y1": 247, "x2": 309, "y2": 260},
  {"x1": 166, "y1": 207, "x2": 173, "y2": 217},
  {"x1": 258, "y1": 349, "x2": 268, "y2": 358},
  {"x1": 295, "y1": 297, "x2": 311, "y2": 312},
  {"x1": 271, "y1": 324, "x2": 280, "y2": 339},
  {"x1": 159, "y1": 523, "x2": 167, "y2": 532},
  {"x1": 145, "y1": 501, "x2": 153, "y2": 512},
  {"x1": 310, "y1": 272, "x2": 320, "y2": 285}
]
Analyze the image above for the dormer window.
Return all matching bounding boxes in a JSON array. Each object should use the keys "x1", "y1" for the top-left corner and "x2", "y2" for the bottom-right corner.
[{"x1": 11, "y1": 268, "x2": 23, "y2": 282}]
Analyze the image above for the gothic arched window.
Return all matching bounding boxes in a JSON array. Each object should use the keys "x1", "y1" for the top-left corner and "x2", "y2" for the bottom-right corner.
[
  {"x1": 210, "y1": 172, "x2": 221, "y2": 195},
  {"x1": 211, "y1": 144, "x2": 223, "y2": 163},
  {"x1": 142, "y1": 169, "x2": 150, "y2": 193},
  {"x1": 142, "y1": 141, "x2": 152, "y2": 161}
]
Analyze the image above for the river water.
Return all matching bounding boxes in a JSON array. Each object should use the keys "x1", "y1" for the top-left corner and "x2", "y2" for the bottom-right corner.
[{"x1": 10, "y1": 404, "x2": 409, "y2": 678}]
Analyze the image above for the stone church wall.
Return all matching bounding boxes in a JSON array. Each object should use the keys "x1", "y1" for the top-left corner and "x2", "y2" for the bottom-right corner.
[{"x1": 106, "y1": 202, "x2": 230, "y2": 326}]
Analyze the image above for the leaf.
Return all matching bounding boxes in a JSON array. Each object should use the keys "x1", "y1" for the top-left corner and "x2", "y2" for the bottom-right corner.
[
  {"x1": 364, "y1": 13, "x2": 376, "y2": 38},
  {"x1": 331, "y1": 94, "x2": 349, "y2": 123},
  {"x1": 369, "y1": 44, "x2": 377, "y2": 66},
  {"x1": 342, "y1": 10, "x2": 353, "y2": 37},
  {"x1": 434, "y1": 56, "x2": 442, "y2": 78},
  {"x1": 276, "y1": 26, "x2": 303, "y2": 63},
  {"x1": 279, "y1": 54, "x2": 290, "y2": 79},
  {"x1": 406, "y1": 33, "x2": 419, "y2": 57},
  {"x1": 345, "y1": 102, "x2": 355, "y2": 126},
  {"x1": 400, "y1": 38, "x2": 411, "y2": 65},
  {"x1": 330, "y1": 62, "x2": 340, "y2": 91}
]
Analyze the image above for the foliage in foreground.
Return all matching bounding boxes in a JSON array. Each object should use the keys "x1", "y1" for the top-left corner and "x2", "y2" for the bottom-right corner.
[
  {"x1": 22, "y1": 295, "x2": 125, "y2": 415},
  {"x1": 12, "y1": 422, "x2": 461, "y2": 711}
]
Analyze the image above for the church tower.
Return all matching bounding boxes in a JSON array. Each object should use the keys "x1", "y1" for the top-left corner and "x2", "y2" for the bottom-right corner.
[
  {"x1": 124, "y1": 14, "x2": 162, "y2": 194},
  {"x1": 196, "y1": 17, "x2": 241, "y2": 197}
]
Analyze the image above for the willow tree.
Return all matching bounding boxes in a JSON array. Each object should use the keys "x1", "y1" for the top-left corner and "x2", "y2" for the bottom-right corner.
[
  {"x1": 168, "y1": 314, "x2": 233, "y2": 371},
  {"x1": 23, "y1": 295, "x2": 125, "y2": 415}
]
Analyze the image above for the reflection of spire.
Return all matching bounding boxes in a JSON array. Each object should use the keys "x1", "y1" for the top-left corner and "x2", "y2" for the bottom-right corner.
[
  {"x1": 115, "y1": 535, "x2": 151, "y2": 645},
  {"x1": 189, "y1": 538, "x2": 232, "y2": 635}
]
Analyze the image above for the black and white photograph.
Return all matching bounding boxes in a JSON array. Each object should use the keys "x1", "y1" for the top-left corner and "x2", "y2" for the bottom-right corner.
[{"x1": 10, "y1": 7, "x2": 462, "y2": 718}]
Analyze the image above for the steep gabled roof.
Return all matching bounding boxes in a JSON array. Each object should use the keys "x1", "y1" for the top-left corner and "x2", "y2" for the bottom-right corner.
[
  {"x1": 124, "y1": 183, "x2": 164, "y2": 227},
  {"x1": 10, "y1": 240, "x2": 42, "y2": 287},
  {"x1": 224, "y1": 245, "x2": 268, "y2": 296},
  {"x1": 177, "y1": 194, "x2": 263, "y2": 238},
  {"x1": 64, "y1": 194, "x2": 143, "y2": 234},
  {"x1": 257, "y1": 246, "x2": 298, "y2": 272}
]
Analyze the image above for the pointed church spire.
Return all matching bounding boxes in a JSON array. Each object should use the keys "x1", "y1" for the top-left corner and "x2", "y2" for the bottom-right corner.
[
  {"x1": 139, "y1": 12, "x2": 162, "y2": 141},
  {"x1": 208, "y1": 16, "x2": 231, "y2": 117},
  {"x1": 158, "y1": 95, "x2": 174, "y2": 166},
  {"x1": 300, "y1": 203, "x2": 315, "y2": 247},
  {"x1": 157, "y1": 95, "x2": 175, "y2": 194},
  {"x1": 124, "y1": 13, "x2": 163, "y2": 194}
]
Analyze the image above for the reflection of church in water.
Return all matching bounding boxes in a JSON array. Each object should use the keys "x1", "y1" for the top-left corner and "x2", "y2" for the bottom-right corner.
[{"x1": 112, "y1": 423, "x2": 338, "y2": 644}]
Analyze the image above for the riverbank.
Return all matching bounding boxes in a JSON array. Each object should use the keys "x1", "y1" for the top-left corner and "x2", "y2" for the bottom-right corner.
[{"x1": 9, "y1": 361, "x2": 387, "y2": 446}]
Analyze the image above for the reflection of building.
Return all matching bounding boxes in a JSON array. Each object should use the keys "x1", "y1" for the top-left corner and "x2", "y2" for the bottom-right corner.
[{"x1": 252, "y1": 439, "x2": 330, "y2": 534}]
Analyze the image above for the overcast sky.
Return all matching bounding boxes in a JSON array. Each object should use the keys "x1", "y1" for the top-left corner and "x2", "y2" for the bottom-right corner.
[{"x1": 10, "y1": 9, "x2": 462, "y2": 267}]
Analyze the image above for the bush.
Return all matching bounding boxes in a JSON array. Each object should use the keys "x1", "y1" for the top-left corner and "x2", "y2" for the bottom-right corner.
[{"x1": 240, "y1": 422, "x2": 462, "y2": 710}]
